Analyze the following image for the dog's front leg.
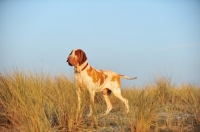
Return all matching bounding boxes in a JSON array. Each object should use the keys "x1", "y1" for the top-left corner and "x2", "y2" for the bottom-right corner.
[
  {"x1": 76, "y1": 87, "x2": 81, "y2": 112},
  {"x1": 87, "y1": 91, "x2": 95, "y2": 117}
]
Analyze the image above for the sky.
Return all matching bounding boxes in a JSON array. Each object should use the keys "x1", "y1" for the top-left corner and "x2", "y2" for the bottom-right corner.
[{"x1": 0, "y1": 1, "x2": 200, "y2": 87}]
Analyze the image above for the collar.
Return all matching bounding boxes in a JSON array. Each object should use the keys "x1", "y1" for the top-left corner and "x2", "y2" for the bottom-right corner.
[
  {"x1": 74, "y1": 61, "x2": 88, "y2": 73},
  {"x1": 81, "y1": 63, "x2": 88, "y2": 71}
]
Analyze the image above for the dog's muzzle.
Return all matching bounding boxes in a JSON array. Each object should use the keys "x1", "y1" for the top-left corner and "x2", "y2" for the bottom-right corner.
[{"x1": 67, "y1": 58, "x2": 73, "y2": 66}]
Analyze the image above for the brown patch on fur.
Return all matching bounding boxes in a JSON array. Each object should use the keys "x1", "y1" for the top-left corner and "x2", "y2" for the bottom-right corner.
[
  {"x1": 111, "y1": 75, "x2": 120, "y2": 86},
  {"x1": 103, "y1": 88, "x2": 112, "y2": 95},
  {"x1": 87, "y1": 66, "x2": 108, "y2": 85},
  {"x1": 75, "y1": 49, "x2": 87, "y2": 65}
]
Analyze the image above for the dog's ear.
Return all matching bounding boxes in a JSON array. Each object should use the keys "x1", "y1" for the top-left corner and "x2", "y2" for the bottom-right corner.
[{"x1": 75, "y1": 49, "x2": 87, "y2": 65}]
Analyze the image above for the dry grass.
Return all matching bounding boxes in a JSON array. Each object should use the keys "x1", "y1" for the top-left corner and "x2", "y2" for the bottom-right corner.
[{"x1": 0, "y1": 69, "x2": 200, "y2": 132}]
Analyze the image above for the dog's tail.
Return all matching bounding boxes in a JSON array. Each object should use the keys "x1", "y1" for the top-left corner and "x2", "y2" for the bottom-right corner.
[{"x1": 119, "y1": 75, "x2": 137, "y2": 80}]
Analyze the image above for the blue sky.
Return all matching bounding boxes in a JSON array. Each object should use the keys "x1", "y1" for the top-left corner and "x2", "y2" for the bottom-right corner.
[{"x1": 0, "y1": 1, "x2": 200, "y2": 87}]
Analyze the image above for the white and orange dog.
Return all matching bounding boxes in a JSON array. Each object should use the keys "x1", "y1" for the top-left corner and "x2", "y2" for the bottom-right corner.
[{"x1": 67, "y1": 49, "x2": 137, "y2": 116}]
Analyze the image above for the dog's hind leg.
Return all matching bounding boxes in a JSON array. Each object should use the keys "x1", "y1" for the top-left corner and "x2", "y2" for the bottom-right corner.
[
  {"x1": 102, "y1": 88, "x2": 112, "y2": 115},
  {"x1": 112, "y1": 88, "x2": 129, "y2": 114}
]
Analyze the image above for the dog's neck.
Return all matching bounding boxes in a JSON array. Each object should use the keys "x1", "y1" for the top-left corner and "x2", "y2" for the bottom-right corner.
[{"x1": 74, "y1": 60, "x2": 88, "y2": 73}]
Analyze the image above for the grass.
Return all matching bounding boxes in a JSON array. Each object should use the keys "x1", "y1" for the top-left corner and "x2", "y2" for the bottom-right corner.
[{"x1": 0, "y1": 69, "x2": 200, "y2": 131}]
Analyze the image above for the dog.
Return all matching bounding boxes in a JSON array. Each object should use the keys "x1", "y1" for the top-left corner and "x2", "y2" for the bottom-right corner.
[{"x1": 66, "y1": 49, "x2": 137, "y2": 116}]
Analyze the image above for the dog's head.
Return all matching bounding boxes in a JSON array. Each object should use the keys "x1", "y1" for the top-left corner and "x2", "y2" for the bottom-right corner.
[{"x1": 67, "y1": 49, "x2": 87, "y2": 67}]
